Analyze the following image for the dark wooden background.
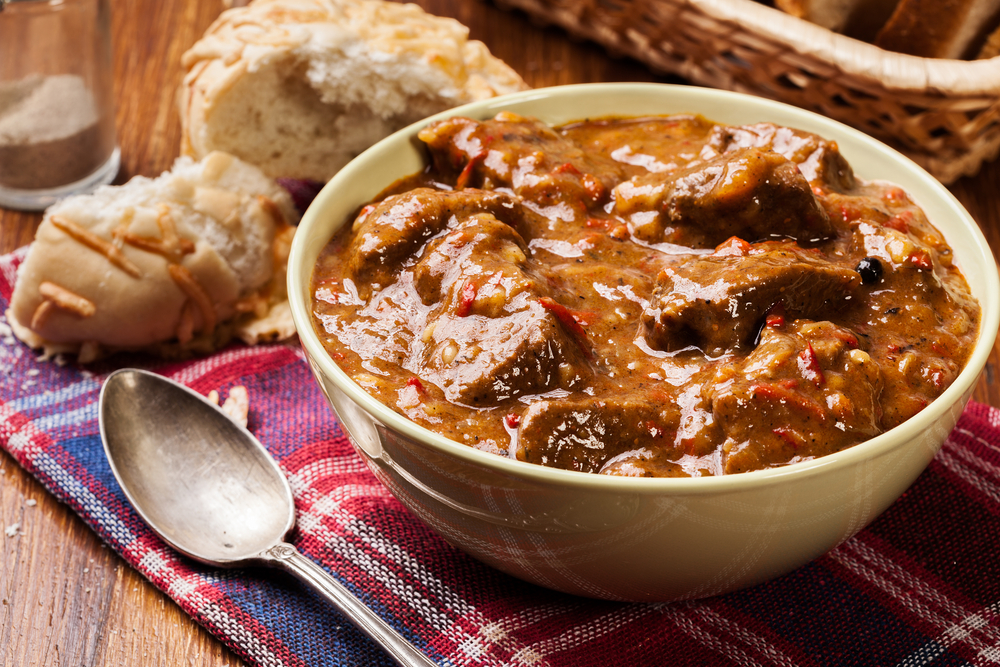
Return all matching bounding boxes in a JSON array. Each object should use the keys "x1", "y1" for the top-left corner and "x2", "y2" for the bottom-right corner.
[{"x1": 1, "y1": 0, "x2": 998, "y2": 664}]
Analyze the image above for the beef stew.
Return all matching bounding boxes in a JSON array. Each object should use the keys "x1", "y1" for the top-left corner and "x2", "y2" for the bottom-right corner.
[{"x1": 310, "y1": 113, "x2": 980, "y2": 477}]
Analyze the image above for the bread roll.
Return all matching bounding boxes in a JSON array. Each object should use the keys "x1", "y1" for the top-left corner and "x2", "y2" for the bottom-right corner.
[
  {"x1": 179, "y1": 0, "x2": 528, "y2": 182},
  {"x1": 7, "y1": 151, "x2": 299, "y2": 362}
]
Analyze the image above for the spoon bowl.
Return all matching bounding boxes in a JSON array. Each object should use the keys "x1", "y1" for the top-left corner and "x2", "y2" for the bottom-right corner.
[
  {"x1": 99, "y1": 368, "x2": 436, "y2": 667},
  {"x1": 99, "y1": 367, "x2": 293, "y2": 564}
]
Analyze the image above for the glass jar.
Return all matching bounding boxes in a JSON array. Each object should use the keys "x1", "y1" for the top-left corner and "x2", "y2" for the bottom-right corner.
[{"x1": 0, "y1": 0, "x2": 119, "y2": 211}]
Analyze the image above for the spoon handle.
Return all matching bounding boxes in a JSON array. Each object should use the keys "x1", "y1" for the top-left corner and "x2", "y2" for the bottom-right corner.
[{"x1": 262, "y1": 542, "x2": 438, "y2": 667}]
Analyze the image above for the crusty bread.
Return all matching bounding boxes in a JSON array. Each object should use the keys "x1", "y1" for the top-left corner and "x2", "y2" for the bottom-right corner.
[
  {"x1": 774, "y1": 0, "x2": 865, "y2": 32},
  {"x1": 875, "y1": 0, "x2": 1000, "y2": 58},
  {"x1": 7, "y1": 151, "x2": 299, "y2": 362},
  {"x1": 980, "y1": 22, "x2": 1000, "y2": 56},
  {"x1": 774, "y1": 0, "x2": 902, "y2": 40},
  {"x1": 179, "y1": 0, "x2": 528, "y2": 182}
]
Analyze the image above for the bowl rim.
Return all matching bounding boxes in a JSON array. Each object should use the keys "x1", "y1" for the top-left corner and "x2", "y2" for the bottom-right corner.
[{"x1": 289, "y1": 82, "x2": 1000, "y2": 496}]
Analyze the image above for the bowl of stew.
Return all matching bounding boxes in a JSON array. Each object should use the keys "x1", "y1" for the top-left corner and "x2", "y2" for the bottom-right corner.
[{"x1": 288, "y1": 83, "x2": 999, "y2": 602}]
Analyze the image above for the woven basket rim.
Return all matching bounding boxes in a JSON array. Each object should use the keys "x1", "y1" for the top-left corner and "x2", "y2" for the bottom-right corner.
[{"x1": 697, "y1": 0, "x2": 1000, "y2": 95}]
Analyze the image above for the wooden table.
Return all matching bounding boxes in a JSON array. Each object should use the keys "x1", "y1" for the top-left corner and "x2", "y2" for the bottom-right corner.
[{"x1": 1, "y1": 0, "x2": 998, "y2": 664}]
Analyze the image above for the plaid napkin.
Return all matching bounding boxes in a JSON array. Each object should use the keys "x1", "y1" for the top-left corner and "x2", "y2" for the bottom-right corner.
[{"x1": 2, "y1": 244, "x2": 1000, "y2": 667}]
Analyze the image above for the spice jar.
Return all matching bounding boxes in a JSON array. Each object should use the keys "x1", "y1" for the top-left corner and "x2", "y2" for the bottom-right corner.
[{"x1": 0, "y1": 0, "x2": 119, "y2": 211}]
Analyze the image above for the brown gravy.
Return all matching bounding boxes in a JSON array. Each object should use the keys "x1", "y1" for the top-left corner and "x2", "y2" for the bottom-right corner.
[{"x1": 311, "y1": 113, "x2": 980, "y2": 476}]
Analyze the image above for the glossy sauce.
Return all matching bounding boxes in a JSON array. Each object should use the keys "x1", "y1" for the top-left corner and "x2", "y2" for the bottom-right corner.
[{"x1": 311, "y1": 113, "x2": 980, "y2": 476}]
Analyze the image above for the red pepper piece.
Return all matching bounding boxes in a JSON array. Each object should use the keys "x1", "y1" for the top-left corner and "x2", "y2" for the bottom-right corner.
[
  {"x1": 554, "y1": 162, "x2": 581, "y2": 176},
  {"x1": 765, "y1": 301, "x2": 786, "y2": 329},
  {"x1": 645, "y1": 421, "x2": 668, "y2": 439},
  {"x1": 797, "y1": 343, "x2": 826, "y2": 387},
  {"x1": 356, "y1": 204, "x2": 377, "y2": 223},
  {"x1": 884, "y1": 210, "x2": 912, "y2": 233},
  {"x1": 504, "y1": 412, "x2": 521, "y2": 429},
  {"x1": 406, "y1": 377, "x2": 425, "y2": 393},
  {"x1": 830, "y1": 329, "x2": 859, "y2": 349},
  {"x1": 772, "y1": 427, "x2": 803, "y2": 449},
  {"x1": 539, "y1": 297, "x2": 595, "y2": 329},
  {"x1": 712, "y1": 236, "x2": 752, "y2": 257},
  {"x1": 908, "y1": 250, "x2": 932, "y2": 271},
  {"x1": 883, "y1": 187, "x2": 908, "y2": 203},
  {"x1": 749, "y1": 383, "x2": 826, "y2": 422},
  {"x1": 647, "y1": 388, "x2": 673, "y2": 404},
  {"x1": 539, "y1": 297, "x2": 594, "y2": 358},
  {"x1": 455, "y1": 280, "x2": 478, "y2": 317},
  {"x1": 456, "y1": 152, "x2": 486, "y2": 190}
]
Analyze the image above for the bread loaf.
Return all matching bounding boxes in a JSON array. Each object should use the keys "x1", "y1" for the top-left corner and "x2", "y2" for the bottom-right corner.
[
  {"x1": 179, "y1": 0, "x2": 528, "y2": 182},
  {"x1": 774, "y1": 0, "x2": 899, "y2": 36},
  {"x1": 7, "y1": 151, "x2": 299, "y2": 362},
  {"x1": 980, "y1": 22, "x2": 1000, "y2": 56},
  {"x1": 771, "y1": 0, "x2": 1000, "y2": 58},
  {"x1": 774, "y1": 0, "x2": 849, "y2": 31},
  {"x1": 875, "y1": 0, "x2": 1000, "y2": 58}
]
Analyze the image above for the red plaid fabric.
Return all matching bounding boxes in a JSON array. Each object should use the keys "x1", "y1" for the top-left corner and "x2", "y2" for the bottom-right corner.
[{"x1": 2, "y1": 244, "x2": 999, "y2": 667}]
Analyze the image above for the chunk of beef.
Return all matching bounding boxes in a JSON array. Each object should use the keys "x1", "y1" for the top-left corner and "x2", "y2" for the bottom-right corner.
[
  {"x1": 515, "y1": 394, "x2": 683, "y2": 473},
  {"x1": 347, "y1": 188, "x2": 521, "y2": 289},
  {"x1": 704, "y1": 123, "x2": 856, "y2": 192},
  {"x1": 418, "y1": 113, "x2": 623, "y2": 221},
  {"x1": 710, "y1": 320, "x2": 882, "y2": 473},
  {"x1": 412, "y1": 215, "x2": 591, "y2": 405},
  {"x1": 644, "y1": 241, "x2": 861, "y2": 356},
  {"x1": 613, "y1": 148, "x2": 835, "y2": 248},
  {"x1": 411, "y1": 213, "x2": 533, "y2": 308}
]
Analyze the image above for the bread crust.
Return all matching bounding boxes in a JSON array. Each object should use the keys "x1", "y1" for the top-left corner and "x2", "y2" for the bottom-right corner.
[
  {"x1": 179, "y1": 0, "x2": 528, "y2": 181},
  {"x1": 774, "y1": 0, "x2": 903, "y2": 40},
  {"x1": 980, "y1": 22, "x2": 1000, "y2": 56},
  {"x1": 875, "y1": 0, "x2": 1000, "y2": 58},
  {"x1": 8, "y1": 152, "x2": 300, "y2": 362}
]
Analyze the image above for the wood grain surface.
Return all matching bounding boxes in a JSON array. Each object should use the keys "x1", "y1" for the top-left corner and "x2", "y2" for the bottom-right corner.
[{"x1": 1, "y1": 0, "x2": 998, "y2": 665}]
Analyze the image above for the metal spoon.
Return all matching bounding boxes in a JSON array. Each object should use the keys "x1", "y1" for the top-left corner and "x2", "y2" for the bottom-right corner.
[{"x1": 98, "y1": 368, "x2": 436, "y2": 667}]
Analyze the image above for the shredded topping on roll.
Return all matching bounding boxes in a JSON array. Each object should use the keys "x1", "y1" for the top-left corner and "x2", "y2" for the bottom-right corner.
[
  {"x1": 168, "y1": 263, "x2": 216, "y2": 334},
  {"x1": 50, "y1": 215, "x2": 142, "y2": 278},
  {"x1": 36, "y1": 282, "x2": 97, "y2": 321}
]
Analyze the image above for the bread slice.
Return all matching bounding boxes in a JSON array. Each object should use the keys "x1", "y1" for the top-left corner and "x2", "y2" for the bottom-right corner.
[
  {"x1": 875, "y1": 0, "x2": 1000, "y2": 58},
  {"x1": 7, "y1": 152, "x2": 299, "y2": 362},
  {"x1": 774, "y1": 0, "x2": 902, "y2": 40},
  {"x1": 179, "y1": 0, "x2": 528, "y2": 182}
]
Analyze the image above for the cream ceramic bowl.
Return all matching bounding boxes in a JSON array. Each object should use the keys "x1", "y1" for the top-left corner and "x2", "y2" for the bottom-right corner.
[{"x1": 288, "y1": 83, "x2": 1000, "y2": 602}]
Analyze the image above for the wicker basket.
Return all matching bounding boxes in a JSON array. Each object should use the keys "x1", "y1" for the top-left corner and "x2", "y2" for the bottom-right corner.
[{"x1": 494, "y1": 0, "x2": 1000, "y2": 184}]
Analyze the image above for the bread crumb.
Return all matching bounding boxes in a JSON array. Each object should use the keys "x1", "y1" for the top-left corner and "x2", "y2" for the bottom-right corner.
[
  {"x1": 25, "y1": 499, "x2": 36, "y2": 507},
  {"x1": 222, "y1": 386, "x2": 249, "y2": 428},
  {"x1": 207, "y1": 386, "x2": 249, "y2": 428},
  {"x1": 4, "y1": 522, "x2": 20, "y2": 537}
]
